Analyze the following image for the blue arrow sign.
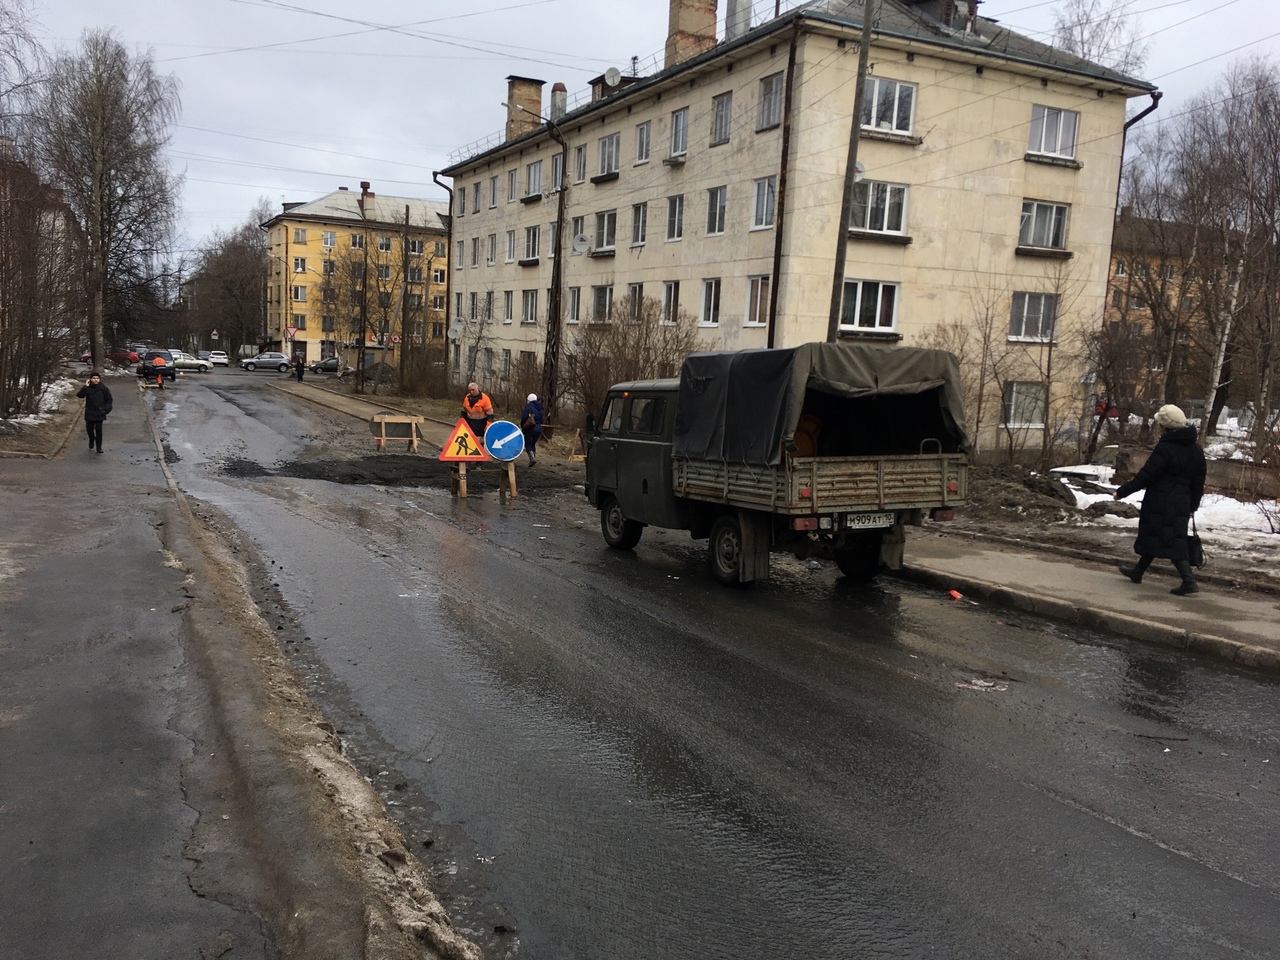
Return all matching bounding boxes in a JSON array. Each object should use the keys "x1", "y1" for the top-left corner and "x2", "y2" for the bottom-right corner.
[{"x1": 483, "y1": 420, "x2": 525, "y2": 461}]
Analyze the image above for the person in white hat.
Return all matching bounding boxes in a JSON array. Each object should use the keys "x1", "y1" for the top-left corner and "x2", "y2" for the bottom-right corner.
[
  {"x1": 520, "y1": 392, "x2": 544, "y2": 466},
  {"x1": 1113, "y1": 403, "x2": 1206, "y2": 595}
]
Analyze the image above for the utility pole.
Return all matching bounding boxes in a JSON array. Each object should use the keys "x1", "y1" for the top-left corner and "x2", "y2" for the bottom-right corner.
[
  {"x1": 826, "y1": 0, "x2": 876, "y2": 343},
  {"x1": 542, "y1": 122, "x2": 569, "y2": 424},
  {"x1": 432, "y1": 172, "x2": 455, "y2": 394},
  {"x1": 399, "y1": 204, "x2": 410, "y2": 388}
]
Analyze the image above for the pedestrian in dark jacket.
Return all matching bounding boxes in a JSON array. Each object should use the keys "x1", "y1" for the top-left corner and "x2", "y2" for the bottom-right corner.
[
  {"x1": 294, "y1": 356, "x2": 304, "y2": 382},
  {"x1": 1114, "y1": 403, "x2": 1206, "y2": 595},
  {"x1": 76, "y1": 372, "x2": 113, "y2": 454},
  {"x1": 521, "y1": 393, "x2": 544, "y2": 465}
]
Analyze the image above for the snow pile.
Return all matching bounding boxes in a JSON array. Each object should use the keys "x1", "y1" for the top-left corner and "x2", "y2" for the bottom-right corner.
[{"x1": 7, "y1": 378, "x2": 79, "y2": 425}]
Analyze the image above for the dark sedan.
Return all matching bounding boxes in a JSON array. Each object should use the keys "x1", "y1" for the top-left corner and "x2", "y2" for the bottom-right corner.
[{"x1": 309, "y1": 356, "x2": 343, "y2": 374}]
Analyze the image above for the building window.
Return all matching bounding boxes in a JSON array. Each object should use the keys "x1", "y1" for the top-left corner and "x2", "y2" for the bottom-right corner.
[
  {"x1": 595, "y1": 209, "x2": 617, "y2": 250},
  {"x1": 432, "y1": 268, "x2": 445, "y2": 283},
  {"x1": 632, "y1": 203, "x2": 647, "y2": 245},
  {"x1": 293, "y1": 257, "x2": 306, "y2": 273},
  {"x1": 840, "y1": 279, "x2": 898, "y2": 331},
  {"x1": 351, "y1": 233, "x2": 365, "y2": 249},
  {"x1": 322, "y1": 230, "x2": 335, "y2": 249},
  {"x1": 506, "y1": 230, "x2": 516, "y2": 262},
  {"x1": 568, "y1": 286, "x2": 581, "y2": 324},
  {"x1": 520, "y1": 289, "x2": 538, "y2": 324},
  {"x1": 1009, "y1": 292, "x2": 1057, "y2": 341},
  {"x1": 1160, "y1": 262, "x2": 1176, "y2": 280},
  {"x1": 508, "y1": 169, "x2": 517, "y2": 202},
  {"x1": 1028, "y1": 105, "x2": 1079, "y2": 158},
  {"x1": 1114, "y1": 259, "x2": 1128, "y2": 277},
  {"x1": 408, "y1": 265, "x2": 423, "y2": 283},
  {"x1": 408, "y1": 238, "x2": 424, "y2": 255},
  {"x1": 627, "y1": 282, "x2": 644, "y2": 321},
  {"x1": 454, "y1": 292, "x2": 462, "y2": 319},
  {"x1": 706, "y1": 186, "x2": 726, "y2": 235},
  {"x1": 457, "y1": 191, "x2": 466, "y2": 216},
  {"x1": 550, "y1": 152, "x2": 564, "y2": 192},
  {"x1": 487, "y1": 233, "x2": 497, "y2": 264},
  {"x1": 323, "y1": 259, "x2": 334, "y2": 276},
  {"x1": 435, "y1": 241, "x2": 446, "y2": 256},
  {"x1": 548, "y1": 221, "x2": 558, "y2": 258},
  {"x1": 526, "y1": 160, "x2": 543, "y2": 196},
  {"x1": 466, "y1": 345, "x2": 475, "y2": 376},
  {"x1": 759, "y1": 72, "x2": 784, "y2": 129},
  {"x1": 570, "y1": 215, "x2": 585, "y2": 248},
  {"x1": 667, "y1": 195, "x2": 684, "y2": 240},
  {"x1": 851, "y1": 180, "x2": 907, "y2": 233},
  {"x1": 502, "y1": 349, "x2": 511, "y2": 378},
  {"x1": 574, "y1": 144, "x2": 587, "y2": 183},
  {"x1": 1001, "y1": 381, "x2": 1047, "y2": 428},
  {"x1": 469, "y1": 292, "x2": 477, "y2": 319},
  {"x1": 753, "y1": 176, "x2": 776, "y2": 228},
  {"x1": 292, "y1": 285, "x2": 306, "y2": 302},
  {"x1": 503, "y1": 290, "x2": 514, "y2": 322},
  {"x1": 455, "y1": 240, "x2": 464, "y2": 266},
  {"x1": 469, "y1": 182, "x2": 479, "y2": 214},
  {"x1": 484, "y1": 347, "x2": 494, "y2": 375},
  {"x1": 1019, "y1": 200, "x2": 1069, "y2": 250},
  {"x1": 293, "y1": 314, "x2": 306, "y2": 329},
  {"x1": 662, "y1": 281, "x2": 680, "y2": 325},
  {"x1": 322, "y1": 315, "x2": 335, "y2": 332},
  {"x1": 671, "y1": 107, "x2": 689, "y2": 156},
  {"x1": 599, "y1": 132, "x2": 620, "y2": 175},
  {"x1": 591, "y1": 284, "x2": 613, "y2": 321},
  {"x1": 636, "y1": 121, "x2": 651, "y2": 163},
  {"x1": 524, "y1": 225, "x2": 541, "y2": 260},
  {"x1": 746, "y1": 276, "x2": 770, "y2": 326},
  {"x1": 710, "y1": 92, "x2": 732, "y2": 145},
  {"x1": 490, "y1": 175, "x2": 499, "y2": 207},
  {"x1": 293, "y1": 228, "x2": 307, "y2": 244},
  {"x1": 470, "y1": 238, "x2": 479, "y2": 267},
  {"x1": 374, "y1": 263, "x2": 388, "y2": 281},
  {"x1": 408, "y1": 293, "x2": 423, "y2": 309},
  {"x1": 484, "y1": 290, "x2": 494, "y2": 321},
  {"x1": 701, "y1": 278, "x2": 721, "y2": 325},
  {"x1": 431, "y1": 295, "x2": 444, "y2": 310},
  {"x1": 861, "y1": 77, "x2": 915, "y2": 134}
]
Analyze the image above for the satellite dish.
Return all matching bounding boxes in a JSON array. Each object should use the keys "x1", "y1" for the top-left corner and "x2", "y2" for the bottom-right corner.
[
  {"x1": 603, "y1": 67, "x2": 622, "y2": 87},
  {"x1": 447, "y1": 327, "x2": 461, "y2": 342},
  {"x1": 853, "y1": 160, "x2": 866, "y2": 183},
  {"x1": 571, "y1": 233, "x2": 591, "y2": 254}
]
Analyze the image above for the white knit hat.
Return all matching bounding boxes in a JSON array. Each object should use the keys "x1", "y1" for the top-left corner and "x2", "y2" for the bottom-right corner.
[
  {"x1": 527, "y1": 393, "x2": 537, "y2": 402},
  {"x1": 1154, "y1": 404, "x2": 1187, "y2": 429}
]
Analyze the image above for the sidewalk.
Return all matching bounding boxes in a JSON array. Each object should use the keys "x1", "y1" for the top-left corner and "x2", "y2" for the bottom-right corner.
[
  {"x1": 271, "y1": 378, "x2": 1280, "y2": 674},
  {"x1": 900, "y1": 531, "x2": 1280, "y2": 673}
]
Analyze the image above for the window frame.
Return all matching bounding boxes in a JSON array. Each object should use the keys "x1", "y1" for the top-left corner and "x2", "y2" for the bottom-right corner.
[
  {"x1": 745, "y1": 275, "x2": 770, "y2": 326},
  {"x1": 662, "y1": 280, "x2": 680, "y2": 325},
  {"x1": 631, "y1": 202, "x2": 647, "y2": 246},
  {"x1": 706, "y1": 186, "x2": 727, "y2": 236},
  {"x1": 670, "y1": 107, "x2": 689, "y2": 157},
  {"x1": 839, "y1": 279, "x2": 899, "y2": 332},
  {"x1": 591, "y1": 284, "x2": 614, "y2": 322},
  {"x1": 1009, "y1": 291, "x2": 1058, "y2": 342},
  {"x1": 851, "y1": 180, "x2": 908, "y2": 234},
  {"x1": 700, "y1": 278, "x2": 721, "y2": 326},
  {"x1": 861, "y1": 77, "x2": 916, "y2": 135},
  {"x1": 524, "y1": 224, "x2": 541, "y2": 260},
  {"x1": 1019, "y1": 200, "x2": 1069, "y2": 250},
  {"x1": 758, "y1": 72, "x2": 784, "y2": 130},
  {"x1": 635, "y1": 121, "x2": 651, "y2": 164},
  {"x1": 521, "y1": 289, "x2": 538, "y2": 324},
  {"x1": 710, "y1": 91, "x2": 733, "y2": 145},
  {"x1": 667, "y1": 195, "x2": 684, "y2": 241},
  {"x1": 1001, "y1": 381, "x2": 1048, "y2": 428},
  {"x1": 1028, "y1": 104, "x2": 1079, "y2": 159},
  {"x1": 598, "y1": 132, "x2": 620, "y2": 176},
  {"x1": 503, "y1": 290, "x2": 514, "y2": 323},
  {"x1": 753, "y1": 176, "x2": 777, "y2": 229},
  {"x1": 526, "y1": 160, "x2": 543, "y2": 197},
  {"x1": 595, "y1": 209, "x2": 617, "y2": 251},
  {"x1": 574, "y1": 144, "x2": 587, "y2": 183}
]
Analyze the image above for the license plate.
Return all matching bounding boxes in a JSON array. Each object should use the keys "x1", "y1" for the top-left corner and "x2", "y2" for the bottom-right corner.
[{"x1": 846, "y1": 512, "x2": 894, "y2": 529}]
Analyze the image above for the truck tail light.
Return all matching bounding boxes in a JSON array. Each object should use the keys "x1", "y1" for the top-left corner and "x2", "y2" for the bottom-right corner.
[
  {"x1": 792, "y1": 517, "x2": 819, "y2": 531},
  {"x1": 930, "y1": 507, "x2": 955, "y2": 522},
  {"x1": 947, "y1": 481, "x2": 958, "y2": 493},
  {"x1": 799, "y1": 487, "x2": 811, "y2": 499}
]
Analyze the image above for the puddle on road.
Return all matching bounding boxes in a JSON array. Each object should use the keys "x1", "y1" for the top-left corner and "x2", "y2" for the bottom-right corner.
[{"x1": 219, "y1": 454, "x2": 578, "y2": 495}]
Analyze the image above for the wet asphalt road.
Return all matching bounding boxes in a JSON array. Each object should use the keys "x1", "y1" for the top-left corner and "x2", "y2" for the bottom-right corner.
[{"x1": 157, "y1": 373, "x2": 1279, "y2": 960}]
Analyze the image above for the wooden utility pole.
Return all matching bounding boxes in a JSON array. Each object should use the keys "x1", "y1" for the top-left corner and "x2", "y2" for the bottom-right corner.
[
  {"x1": 826, "y1": 0, "x2": 876, "y2": 342},
  {"x1": 399, "y1": 204, "x2": 410, "y2": 387}
]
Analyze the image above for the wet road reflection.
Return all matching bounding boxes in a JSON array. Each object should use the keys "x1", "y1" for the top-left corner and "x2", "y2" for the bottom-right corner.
[{"x1": 158, "y1": 377, "x2": 1280, "y2": 960}]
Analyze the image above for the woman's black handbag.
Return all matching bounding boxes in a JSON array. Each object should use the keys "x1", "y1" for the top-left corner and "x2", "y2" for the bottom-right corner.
[{"x1": 1188, "y1": 516, "x2": 1206, "y2": 568}]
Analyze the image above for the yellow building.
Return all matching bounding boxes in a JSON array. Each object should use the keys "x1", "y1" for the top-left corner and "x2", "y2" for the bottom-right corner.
[
  {"x1": 442, "y1": 0, "x2": 1157, "y2": 454},
  {"x1": 261, "y1": 182, "x2": 449, "y2": 367}
]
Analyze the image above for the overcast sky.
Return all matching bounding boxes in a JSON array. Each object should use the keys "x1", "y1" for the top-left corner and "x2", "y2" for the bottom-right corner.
[{"x1": 28, "y1": 0, "x2": 1280, "y2": 259}]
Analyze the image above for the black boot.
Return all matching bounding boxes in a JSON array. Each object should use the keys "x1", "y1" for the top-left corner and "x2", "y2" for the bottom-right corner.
[
  {"x1": 1118, "y1": 555, "x2": 1151, "y2": 583},
  {"x1": 1171, "y1": 560, "x2": 1199, "y2": 596}
]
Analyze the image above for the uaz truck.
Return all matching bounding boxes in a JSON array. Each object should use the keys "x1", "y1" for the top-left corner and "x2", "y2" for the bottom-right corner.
[{"x1": 584, "y1": 342, "x2": 968, "y2": 584}]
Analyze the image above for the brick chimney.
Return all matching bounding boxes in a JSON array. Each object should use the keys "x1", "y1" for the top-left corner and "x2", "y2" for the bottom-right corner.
[
  {"x1": 358, "y1": 180, "x2": 374, "y2": 217},
  {"x1": 665, "y1": 0, "x2": 718, "y2": 70},
  {"x1": 505, "y1": 76, "x2": 546, "y2": 141}
]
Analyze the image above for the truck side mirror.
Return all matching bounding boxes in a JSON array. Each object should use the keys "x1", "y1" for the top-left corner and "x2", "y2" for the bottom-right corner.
[{"x1": 585, "y1": 413, "x2": 596, "y2": 436}]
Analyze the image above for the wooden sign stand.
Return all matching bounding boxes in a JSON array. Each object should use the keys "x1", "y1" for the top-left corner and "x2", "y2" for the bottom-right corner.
[
  {"x1": 498, "y1": 461, "x2": 518, "y2": 502},
  {"x1": 568, "y1": 429, "x2": 587, "y2": 462},
  {"x1": 451, "y1": 463, "x2": 468, "y2": 498}
]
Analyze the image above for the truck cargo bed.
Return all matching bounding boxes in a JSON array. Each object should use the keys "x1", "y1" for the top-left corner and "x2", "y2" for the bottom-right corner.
[{"x1": 674, "y1": 454, "x2": 967, "y2": 515}]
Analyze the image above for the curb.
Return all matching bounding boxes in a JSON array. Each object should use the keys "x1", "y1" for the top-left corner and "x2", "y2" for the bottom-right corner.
[{"x1": 892, "y1": 564, "x2": 1280, "y2": 675}]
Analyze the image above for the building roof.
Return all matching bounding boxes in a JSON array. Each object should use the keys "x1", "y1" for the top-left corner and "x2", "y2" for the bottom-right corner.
[
  {"x1": 263, "y1": 189, "x2": 449, "y2": 232},
  {"x1": 444, "y1": 0, "x2": 1154, "y2": 175}
]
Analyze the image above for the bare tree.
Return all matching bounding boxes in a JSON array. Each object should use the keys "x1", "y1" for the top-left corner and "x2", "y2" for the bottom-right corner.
[
  {"x1": 1052, "y1": 0, "x2": 1149, "y2": 75},
  {"x1": 27, "y1": 29, "x2": 180, "y2": 370},
  {"x1": 186, "y1": 201, "x2": 270, "y2": 362}
]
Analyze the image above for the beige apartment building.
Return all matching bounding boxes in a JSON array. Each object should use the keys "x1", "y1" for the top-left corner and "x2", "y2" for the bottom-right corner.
[
  {"x1": 442, "y1": 0, "x2": 1156, "y2": 452},
  {"x1": 262, "y1": 183, "x2": 448, "y2": 367}
]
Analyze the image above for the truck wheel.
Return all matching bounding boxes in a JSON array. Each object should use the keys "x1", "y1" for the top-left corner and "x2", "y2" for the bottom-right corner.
[
  {"x1": 708, "y1": 515, "x2": 745, "y2": 586},
  {"x1": 834, "y1": 532, "x2": 883, "y2": 581},
  {"x1": 601, "y1": 495, "x2": 642, "y2": 550}
]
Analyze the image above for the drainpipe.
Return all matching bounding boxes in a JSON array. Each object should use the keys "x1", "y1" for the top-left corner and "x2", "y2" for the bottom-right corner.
[
  {"x1": 766, "y1": 21, "x2": 801, "y2": 349},
  {"x1": 433, "y1": 171, "x2": 455, "y2": 392},
  {"x1": 1114, "y1": 91, "x2": 1162, "y2": 217}
]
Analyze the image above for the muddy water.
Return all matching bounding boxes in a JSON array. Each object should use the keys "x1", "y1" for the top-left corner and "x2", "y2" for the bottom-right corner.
[{"x1": 157, "y1": 376, "x2": 1280, "y2": 960}]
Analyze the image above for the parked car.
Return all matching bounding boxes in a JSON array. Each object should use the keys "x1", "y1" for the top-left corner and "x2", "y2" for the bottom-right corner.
[
  {"x1": 136, "y1": 350, "x2": 177, "y2": 382},
  {"x1": 81, "y1": 347, "x2": 140, "y2": 365},
  {"x1": 309, "y1": 356, "x2": 343, "y2": 374},
  {"x1": 167, "y1": 349, "x2": 211, "y2": 373},
  {"x1": 240, "y1": 352, "x2": 291, "y2": 372},
  {"x1": 208, "y1": 350, "x2": 230, "y2": 366},
  {"x1": 197, "y1": 350, "x2": 211, "y2": 360}
]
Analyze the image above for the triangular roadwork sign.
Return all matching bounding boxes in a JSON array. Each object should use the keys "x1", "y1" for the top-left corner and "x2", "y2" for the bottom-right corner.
[{"x1": 438, "y1": 418, "x2": 489, "y2": 462}]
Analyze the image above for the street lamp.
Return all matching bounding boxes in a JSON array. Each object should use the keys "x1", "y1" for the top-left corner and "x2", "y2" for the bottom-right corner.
[{"x1": 503, "y1": 100, "x2": 568, "y2": 424}]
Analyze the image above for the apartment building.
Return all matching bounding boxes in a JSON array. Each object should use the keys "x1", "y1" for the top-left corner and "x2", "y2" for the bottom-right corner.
[
  {"x1": 261, "y1": 182, "x2": 449, "y2": 367},
  {"x1": 442, "y1": 0, "x2": 1156, "y2": 451}
]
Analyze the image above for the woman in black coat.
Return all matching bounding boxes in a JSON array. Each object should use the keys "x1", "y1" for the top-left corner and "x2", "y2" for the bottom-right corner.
[{"x1": 1114, "y1": 403, "x2": 1206, "y2": 595}]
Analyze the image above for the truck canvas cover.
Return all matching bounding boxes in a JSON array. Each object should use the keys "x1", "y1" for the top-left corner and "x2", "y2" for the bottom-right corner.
[{"x1": 672, "y1": 342, "x2": 968, "y2": 466}]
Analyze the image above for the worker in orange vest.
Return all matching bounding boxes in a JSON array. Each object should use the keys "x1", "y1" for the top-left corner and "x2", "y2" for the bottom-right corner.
[
  {"x1": 150, "y1": 352, "x2": 167, "y2": 390},
  {"x1": 461, "y1": 381, "x2": 494, "y2": 444}
]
